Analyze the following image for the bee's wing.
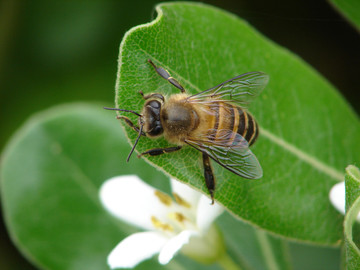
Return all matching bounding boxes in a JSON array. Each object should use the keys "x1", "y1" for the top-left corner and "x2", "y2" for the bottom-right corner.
[
  {"x1": 185, "y1": 129, "x2": 263, "y2": 179},
  {"x1": 187, "y1": 72, "x2": 269, "y2": 108}
]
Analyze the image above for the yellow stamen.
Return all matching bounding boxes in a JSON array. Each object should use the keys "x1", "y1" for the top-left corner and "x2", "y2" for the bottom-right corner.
[
  {"x1": 173, "y1": 192, "x2": 191, "y2": 208},
  {"x1": 169, "y1": 212, "x2": 187, "y2": 224},
  {"x1": 154, "y1": 190, "x2": 173, "y2": 206},
  {"x1": 151, "y1": 216, "x2": 173, "y2": 232}
]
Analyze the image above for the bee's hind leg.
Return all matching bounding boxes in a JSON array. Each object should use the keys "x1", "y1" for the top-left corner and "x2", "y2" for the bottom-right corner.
[
  {"x1": 202, "y1": 152, "x2": 215, "y2": 205},
  {"x1": 148, "y1": 59, "x2": 185, "y2": 93}
]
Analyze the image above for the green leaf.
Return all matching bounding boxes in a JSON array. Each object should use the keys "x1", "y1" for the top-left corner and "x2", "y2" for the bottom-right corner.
[
  {"x1": 1, "y1": 103, "x2": 293, "y2": 270},
  {"x1": 115, "y1": 2, "x2": 360, "y2": 245},
  {"x1": 0, "y1": 104, "x2": 168, "y2": 270},
  {"x1": 329, "y1": 0, "x2": 360, "y2": 30},
  {"x1": 344, "y1": 165, "x2": 360, "y2": 269}
]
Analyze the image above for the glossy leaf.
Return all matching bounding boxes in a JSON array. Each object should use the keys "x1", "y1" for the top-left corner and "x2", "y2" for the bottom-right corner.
[{"x1": 115, "y1": 2, "x2": 360, "y2": 244}]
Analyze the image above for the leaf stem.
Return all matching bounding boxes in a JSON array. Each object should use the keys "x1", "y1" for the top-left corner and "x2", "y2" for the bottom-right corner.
[{"x1": 217, "y1": 252, "x2": 242, "y2": 270}]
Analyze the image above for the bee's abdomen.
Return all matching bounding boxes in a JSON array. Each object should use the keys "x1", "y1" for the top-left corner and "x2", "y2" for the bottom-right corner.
[
  {"x1": 236, "y1": 107, "x2": 259, "y2": 146},
  {"x1": 210, "y1": 102, "x2": 259, "y2": 146}
]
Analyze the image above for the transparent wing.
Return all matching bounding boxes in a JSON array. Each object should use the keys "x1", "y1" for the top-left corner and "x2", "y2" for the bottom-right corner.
[
  {"x1": 185, "y1": 129, "x2": 263, "y2": 179},
  {"x1": 187, "y1": 72, "x2": 269, "y2": 108}
]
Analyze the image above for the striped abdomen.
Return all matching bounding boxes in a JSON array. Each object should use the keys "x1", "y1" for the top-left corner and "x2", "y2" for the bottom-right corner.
[{"x1": 207, "y1": 101, "x2": 259, "y2": 146}]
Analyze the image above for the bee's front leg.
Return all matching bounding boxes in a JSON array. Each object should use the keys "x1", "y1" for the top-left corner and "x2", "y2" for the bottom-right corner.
[
  {"x1": 117, "y1": 116, "x2": 145, "y2": 136},
  {"x1": 202, "y1": 152, "x2": 215, "y2": 205},
  {"x1": 138, "y1": 146, "x2": 182, "y2": 157},
  {"x1": 148, "y1": 59, "x2": 185, "y2": 93}
]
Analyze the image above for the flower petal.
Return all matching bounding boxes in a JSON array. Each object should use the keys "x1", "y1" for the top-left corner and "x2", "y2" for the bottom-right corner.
[
  {"x1": 158, "y1": 230, "x2": 198, "y2": 265},
  {"x1": 196, "y1": 196, "x2": 224, "y2": 232},
  {"x1": 108, "y1": 231, "x2": 168, "y2": 269},
  {"x1": 170, "y1": 178, "x2": 201, "y2": 208},
  {"x1": 329, "y1": 181, "x2": 346, "y2": 215},
  {"x1": 99, "y1": 175, "x2": 171, "y2": 230}
]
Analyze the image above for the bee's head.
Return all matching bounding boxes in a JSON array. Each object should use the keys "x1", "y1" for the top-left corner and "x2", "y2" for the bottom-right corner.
[
  {"x1": 141, "y1": 99, "x2": 164, "y2": 137},
  {"x1": 103, "y1": 94, "x2": 165, "y2": 162}
]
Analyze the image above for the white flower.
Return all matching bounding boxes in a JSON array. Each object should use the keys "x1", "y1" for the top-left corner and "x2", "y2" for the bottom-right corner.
[
  {"x1": 99, "y1": 175, "x2": 225, "y2": 269},
  {"x1": 329, "y1": 181, "x2": 346, "y2": 215},
  {"x1": 329, "y1": 181, "x2": 360, "y2": 221}
]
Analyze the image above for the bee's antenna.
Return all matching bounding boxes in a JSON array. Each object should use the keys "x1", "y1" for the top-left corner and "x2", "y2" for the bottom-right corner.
[
  {"x1": 103, "y1": 107, "x2": 141, "y2": 117},
  {"x1": 104, "y1": 107, "x2": 144, "y2": 162},
  {"x1": 126, "y1": 124, "x2": 143, "y2": 162}
]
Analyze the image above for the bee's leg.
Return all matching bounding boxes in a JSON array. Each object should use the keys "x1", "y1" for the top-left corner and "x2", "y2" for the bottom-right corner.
[
  {"x1": 148, "y1": 59, "x2": 185, "y2": 93},
  {"x1": 202, "y1": 152, "x2": 215, "y2": 205},
  {"x1": 117, "y1": 116, "x2": 145, "y2": 136},
  {"x1": 138, "y1": 146, "x2": 182, "y2": 157},
  {"x1": 139, "y1": 91, "x2": 165, "y2": 101}
]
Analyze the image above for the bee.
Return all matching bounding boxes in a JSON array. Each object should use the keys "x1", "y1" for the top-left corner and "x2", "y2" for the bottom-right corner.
[{"x1": 105, "y1": 59, "x2": 269, "y2": 204}]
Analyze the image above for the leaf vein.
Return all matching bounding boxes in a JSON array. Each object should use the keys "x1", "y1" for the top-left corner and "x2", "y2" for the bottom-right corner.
[{"x1": 260, "y1": 127, "x2": 344, "y2": 181}]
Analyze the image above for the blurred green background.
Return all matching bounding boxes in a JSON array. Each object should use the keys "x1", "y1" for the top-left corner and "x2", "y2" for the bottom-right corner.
[{"x1": 0, "y1": 0, "x2": 359, "y2": 269}]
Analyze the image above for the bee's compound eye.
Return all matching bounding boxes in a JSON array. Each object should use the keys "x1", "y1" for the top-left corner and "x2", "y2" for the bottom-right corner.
[
  {"x1": 144, "y1": 100, "x2": 163, "y2": 137},
  {"x1": 151, "y1": 125, "x2": 163, "y2": 136},
  {"x1": 148, "y1": 100, "x2": 161, "y2": 109}
]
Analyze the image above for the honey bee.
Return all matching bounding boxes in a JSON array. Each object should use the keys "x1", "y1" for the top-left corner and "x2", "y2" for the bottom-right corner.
[{"x1": 105, "y1": 59, "x2": 269, "y2": 204}]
